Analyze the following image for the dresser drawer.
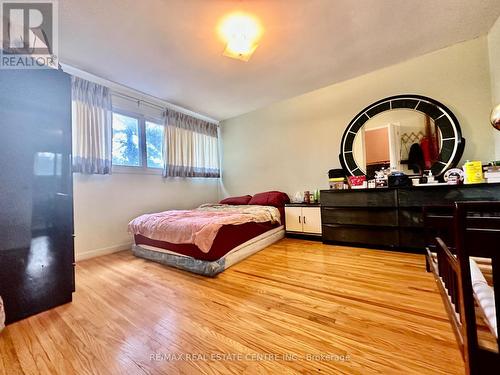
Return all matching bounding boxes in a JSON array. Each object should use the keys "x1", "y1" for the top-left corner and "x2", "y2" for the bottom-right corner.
[
  {"x1": 322, "y1": 207, "x2": 398, "y2": 227},
  {"x1": 398, "y1": 208, "x2": 424, "y2": 227},
  {"x1": 321, "y1": 189, "x2": 397, "y2": 207},
  {"x1": 322, "y1": 224, "x2": 399, "y2": 247},
  {"x1": 398, "y1": 188, "x2": 458, "y2": 207}
]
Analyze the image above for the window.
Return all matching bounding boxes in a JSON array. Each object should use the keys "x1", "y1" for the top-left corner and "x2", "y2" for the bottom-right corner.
[
  {"x1": 145, "y1": 121, "x2": 164, "y2": 168},
  {"x1": 112, "y1": 113, "x2": 140, "y2": 167},
  {"x1": 111, "y1": 112, "x2": 164, "y2": 171}
]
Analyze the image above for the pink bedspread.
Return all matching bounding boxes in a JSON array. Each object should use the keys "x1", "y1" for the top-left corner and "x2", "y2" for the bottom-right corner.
[{"x1": 128, "y1": 204, "x2": 281, "y2": 253}]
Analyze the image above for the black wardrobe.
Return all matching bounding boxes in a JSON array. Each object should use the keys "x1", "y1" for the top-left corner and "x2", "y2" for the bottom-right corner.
[{"x1": 0, "y1": 69, "x2": 75, "y2": 324}]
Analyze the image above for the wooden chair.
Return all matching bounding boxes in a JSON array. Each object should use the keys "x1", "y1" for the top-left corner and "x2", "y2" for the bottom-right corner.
[
  {"x1": 424, "y1": 201, "x2": 499, "y2": 375},
  {"x1": 423, "y1": 205, "x2": 455, "y2": 272}
]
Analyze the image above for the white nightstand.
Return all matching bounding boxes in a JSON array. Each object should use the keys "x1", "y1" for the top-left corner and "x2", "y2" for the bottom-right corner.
[{"x1": 285, "y1": 204, "x2": 322, "y2": 238}]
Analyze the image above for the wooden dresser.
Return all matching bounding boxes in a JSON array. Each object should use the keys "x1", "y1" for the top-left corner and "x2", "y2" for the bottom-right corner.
[{"x1": 320, "y1": 183, "x2": 500, "y2": 252}]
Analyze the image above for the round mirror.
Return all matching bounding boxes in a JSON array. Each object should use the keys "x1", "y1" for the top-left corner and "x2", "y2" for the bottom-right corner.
[
  {"x1": 340, "y1": 95, "x2": 465, "y2": 178},
  {"x1": 352, "y1": 109, "x2": 442, "y2": 177}
]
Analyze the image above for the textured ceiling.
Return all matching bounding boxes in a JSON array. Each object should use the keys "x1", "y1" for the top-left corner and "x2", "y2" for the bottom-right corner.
[{"x1": 59, "y1": 0, "x2": 500, "y2": 120}]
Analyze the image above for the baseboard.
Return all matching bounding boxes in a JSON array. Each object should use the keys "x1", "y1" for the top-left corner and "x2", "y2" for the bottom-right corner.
[
  {"x1": 285, "y1": 232, "x2": 323, "y2": 241},
  {"x1": 76, "y1": 242, "x2": 133, "y2": 262}
]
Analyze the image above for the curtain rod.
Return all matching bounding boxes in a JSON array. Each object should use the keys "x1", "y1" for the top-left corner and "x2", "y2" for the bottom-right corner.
[
  {"x1": 111, "y1": 91, "x2": 165, "y2": 112},
  {"x1": 113, "y1": 92, "x2": 220, "y2": 126},
  {"x1": 60, "y1": 63, "x2": 220, "y2": 124}
]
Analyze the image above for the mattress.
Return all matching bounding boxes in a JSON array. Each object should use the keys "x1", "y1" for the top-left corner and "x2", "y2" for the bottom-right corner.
[
  {"x1": 134, "y1": 221, "x2": 279, "y2": 261},
  {"x1": 132, "y1": 225, "x2": 284, "y2": 276}
]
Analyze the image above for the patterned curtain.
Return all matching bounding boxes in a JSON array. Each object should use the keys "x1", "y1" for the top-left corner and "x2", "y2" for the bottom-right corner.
[
  {"x1": 163, "y1": 110, "x2": 220, "y2": 178},
  {"x1": 71, "y1": 77, "x2": 112, "y2": 174}
]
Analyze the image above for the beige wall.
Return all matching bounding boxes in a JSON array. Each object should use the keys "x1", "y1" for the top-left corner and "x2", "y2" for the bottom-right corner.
[
  {"x1": 73, "y1": 174, "x2": 219, "y2": 260},
  {"x1": 489, "y1": 15, "x2": 500, "y2": 159},
  {"x1": 221, "y1": 37, "x2": 494, "y2": 198}
]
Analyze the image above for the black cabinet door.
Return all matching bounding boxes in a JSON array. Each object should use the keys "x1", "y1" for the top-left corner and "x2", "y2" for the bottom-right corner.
[
  {"x1": 0, "y1": 69, "x2": 74, "y2": 324},
  {"x1": 398, "y1": 185, "x2": 500, "y2": 207},
  {"x1": 321, "y1": 189, "x2": 397, "y2": 207},
  {"x1": 322, "y1": 207, "x2": 399, "y2": 227}
]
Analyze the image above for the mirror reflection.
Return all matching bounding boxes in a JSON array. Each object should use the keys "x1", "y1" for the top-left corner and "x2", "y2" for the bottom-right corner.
[{"x1": 352, "y1": 109, "x2": 442, "y2": 178}]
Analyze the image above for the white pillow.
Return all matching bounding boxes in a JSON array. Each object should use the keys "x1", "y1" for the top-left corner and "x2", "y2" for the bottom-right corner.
[
  {"x1": 470, "y1": 259, "x2": 497, "y2": 338},
  {"x1": 469, "y1": 258, "x2": 488, "y2": 286}
]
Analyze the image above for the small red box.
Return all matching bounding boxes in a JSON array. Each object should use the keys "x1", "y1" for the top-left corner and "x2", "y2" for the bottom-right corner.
[{"x1": 348, "y1": 175, "x2": 366, "y2": 187}]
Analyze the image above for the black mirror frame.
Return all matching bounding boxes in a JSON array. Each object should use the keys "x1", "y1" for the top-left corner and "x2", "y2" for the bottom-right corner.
[{"x1": 339, "y1": 94, "x2": 465, "y2": 177}]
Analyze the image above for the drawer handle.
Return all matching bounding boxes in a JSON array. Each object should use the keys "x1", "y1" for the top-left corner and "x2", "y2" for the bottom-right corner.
[
  {"x1": 303, "y1": 216, "x2": 306, "y2": 224},
  {"x1": 298, "y1": 216, "x2": 301, "y2": 223}
]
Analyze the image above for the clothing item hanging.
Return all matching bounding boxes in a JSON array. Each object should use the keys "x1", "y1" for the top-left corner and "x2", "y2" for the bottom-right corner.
[{"x1": 408, "y1": 143, "x2": 425, "y2": 174}]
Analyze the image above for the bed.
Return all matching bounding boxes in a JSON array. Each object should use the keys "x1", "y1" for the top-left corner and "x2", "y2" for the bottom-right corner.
[{"x1": 128, "y1": 191, "x2": 290, "y2": 276}]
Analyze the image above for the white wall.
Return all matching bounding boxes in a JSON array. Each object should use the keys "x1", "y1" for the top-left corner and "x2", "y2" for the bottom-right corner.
[
  {"x1": 221, "y1": 37, "x2": 494, "y2": 198},
  {"x1": 73, "y1": 174, "x2": 219, "y2": 260},
  {"x1": 489, "y1": 15, "x2": 500, "y2": 159}
]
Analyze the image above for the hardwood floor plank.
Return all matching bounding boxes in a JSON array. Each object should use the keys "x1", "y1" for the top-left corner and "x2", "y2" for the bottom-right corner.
[
  {"x1": 8, "y1": 319, "x2": 57, "y2": 375},
  {"x1": 0, "y1": 330, "x2": 23, "y2": 375},
  {"x1": 0, "y1": 239, "x2": 464, "y2": 374}
]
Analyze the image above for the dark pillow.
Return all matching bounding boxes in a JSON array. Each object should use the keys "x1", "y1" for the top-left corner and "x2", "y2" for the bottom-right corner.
[
  {"x1": 219, "y1": 195, "x2": 252, "y2": 205},
  {"x1": 248, "y1": 191, "x2": 290, "y2": 207}
]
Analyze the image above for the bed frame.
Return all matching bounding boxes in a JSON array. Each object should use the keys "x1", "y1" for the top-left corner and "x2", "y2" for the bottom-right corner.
[{"x1": 424, "y1": 202, "x2": 500, "y2": 375}]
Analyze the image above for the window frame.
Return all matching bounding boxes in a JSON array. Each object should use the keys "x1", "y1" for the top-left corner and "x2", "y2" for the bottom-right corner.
[{"x1": 111, "y1": 109, "x2": 165, "y2": 175}]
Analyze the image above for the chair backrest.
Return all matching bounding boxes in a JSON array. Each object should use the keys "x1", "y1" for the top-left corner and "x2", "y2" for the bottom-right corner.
[
  {"x1": 454, "y1": 202, "x2": 500, "y2": 374},
  {"x1": 424, "y1": 201, "x2": 500, "y2": 374},
  {"x1": 423, "y1": 205, "x2": 456, "y2": 250}
]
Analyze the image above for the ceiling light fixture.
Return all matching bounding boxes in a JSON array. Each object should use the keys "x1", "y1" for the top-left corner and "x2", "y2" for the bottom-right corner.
[{"x1": 218, "y1": 12, "x2": 262, "y2": 62}]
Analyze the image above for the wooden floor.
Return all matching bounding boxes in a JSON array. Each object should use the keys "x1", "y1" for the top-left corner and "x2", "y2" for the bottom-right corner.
[{"x1": 0, "y1": 239, "x2": 464, "y2": 374}]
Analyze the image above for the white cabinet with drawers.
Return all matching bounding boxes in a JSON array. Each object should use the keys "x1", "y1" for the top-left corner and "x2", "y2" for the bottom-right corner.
[{"x1": 285, "y1": 204, "x2": 322, "y2": 237}]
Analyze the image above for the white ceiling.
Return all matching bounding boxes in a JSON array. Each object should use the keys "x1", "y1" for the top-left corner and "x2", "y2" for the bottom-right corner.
[{"x1": 59, "y1": 0, "x2": 500, "y2": 120}]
